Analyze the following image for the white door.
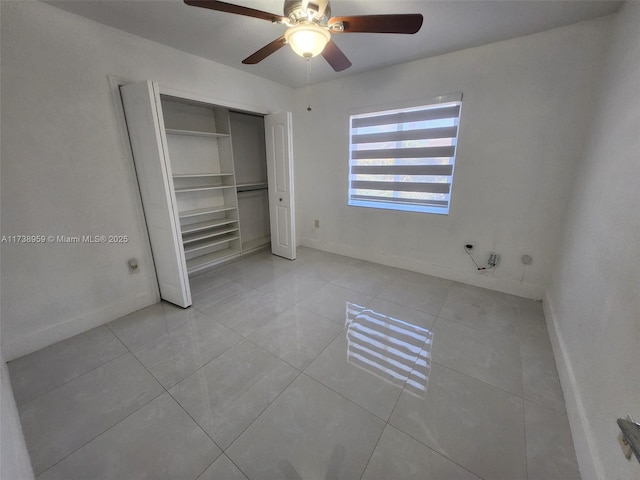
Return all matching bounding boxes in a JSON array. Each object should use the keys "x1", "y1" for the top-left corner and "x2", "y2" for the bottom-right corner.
[
  {"x1": 265, "y1": 112, "x2": 296, "y2": 260},
  {"x1": 120, "y1": 81, "x2": 192, "y2": 307}
]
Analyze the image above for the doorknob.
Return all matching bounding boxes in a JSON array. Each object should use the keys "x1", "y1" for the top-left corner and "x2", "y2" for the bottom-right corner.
[
  {"x1": 279, "y1": 198, "x2": 283, "y2": 202},
  {"x1": 618, "y1": 417, "x2": 640, "y2": 462}
]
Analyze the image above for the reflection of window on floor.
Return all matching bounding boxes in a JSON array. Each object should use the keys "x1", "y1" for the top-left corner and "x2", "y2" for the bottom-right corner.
[{"x1": 345, "y1": 303, "x2": 433, "y2": 398}]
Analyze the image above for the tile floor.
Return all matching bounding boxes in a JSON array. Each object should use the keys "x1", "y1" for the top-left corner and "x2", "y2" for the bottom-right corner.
[{"x1": 8, "y1": 247, "x2": 581, "y2": 480}]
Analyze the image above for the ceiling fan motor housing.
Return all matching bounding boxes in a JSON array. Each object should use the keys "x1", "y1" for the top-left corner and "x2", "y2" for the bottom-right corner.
[{"x1": 284, "y1": 0, "x2": 331, "y2": 25}]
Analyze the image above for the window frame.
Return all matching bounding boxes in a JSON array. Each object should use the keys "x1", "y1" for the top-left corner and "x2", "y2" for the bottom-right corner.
[{"x1": 348, "y1": 93, "x2": 463, "y2": 215}]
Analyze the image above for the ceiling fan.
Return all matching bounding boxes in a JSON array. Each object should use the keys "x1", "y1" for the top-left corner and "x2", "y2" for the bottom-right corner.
[{"x1": 184, "y1": 0, "x2": 423, "y2": 72}]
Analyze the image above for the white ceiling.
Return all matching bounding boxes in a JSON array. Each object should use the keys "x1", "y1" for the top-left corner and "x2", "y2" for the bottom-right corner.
[{"x1": 47, "y1": 0, "x2": 622, "y2": 88}]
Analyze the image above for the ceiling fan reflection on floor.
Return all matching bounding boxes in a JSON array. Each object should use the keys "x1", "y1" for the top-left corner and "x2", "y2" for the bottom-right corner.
[{"x1": 184, "y1": 0, "x2": 423, "y2": 72}]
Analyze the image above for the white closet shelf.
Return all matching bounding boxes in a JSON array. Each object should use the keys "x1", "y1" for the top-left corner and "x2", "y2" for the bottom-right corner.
[
  {"x1": 172, "y1": 173, "x2": 234, "y2": 178},
  {"x1": 174, "y1": 185, "x2": 236, "y2": 193},
  {"x1": 182, "y1": 226, "x2": 239, "y2": 245},
  {"x1": 178, "y1": 206, "x2": 237, "y2": 218},
  {"x1": 236, "y1": 182, "x2": 268, "y2": 192},
  {"x1": 183, "y1": 233, "x2": 240, "y2": 254},
  {"x1": 187, "y1": 249, "x2": 240, "y2": 274},
  {"x1": 165, "y1": 128, "x2": 229, "y2": 138},
  {"x1": 180, "y1": 218, "x2": 238, "y2": 235}
]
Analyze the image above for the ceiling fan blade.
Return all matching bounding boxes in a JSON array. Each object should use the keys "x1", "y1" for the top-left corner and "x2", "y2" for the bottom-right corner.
[
  {"x1": 329, "y1": 14, "x2": 423, "y2": 34},
  {"x1": 321, "y1": 39, "x2": 352, "y2": 72},
  {"x1": 184, "y1": 1, "x2": 286, "y2": 23},
  {"x1": 242, "y1": 36, "x2": 287, "y2": 64}
]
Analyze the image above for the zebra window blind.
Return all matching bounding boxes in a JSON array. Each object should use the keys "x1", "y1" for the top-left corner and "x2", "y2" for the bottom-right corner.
[{"x1": 348, "y1": 93, "x2": 462, "y2": 215}]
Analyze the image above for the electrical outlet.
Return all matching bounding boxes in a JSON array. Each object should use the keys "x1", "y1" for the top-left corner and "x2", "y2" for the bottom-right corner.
[
  {"x1": 488, "y1": 252, "x2": 500, "y2": 267},
  {"x1": 128, "y1": 258, "x2": 139, "y2": 274},
  {"x1": 314, "y1": 219, "x2": 320, "y2": 228}
]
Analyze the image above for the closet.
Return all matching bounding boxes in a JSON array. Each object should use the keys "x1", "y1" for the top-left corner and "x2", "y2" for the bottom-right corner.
[
  {"x1": 230, "y1": 111, "x2": 270, "y2": 254},
  {"x1": 120, "y1": 81, "x2": 293, "y2": 308},
  {"x1": 163, "y1": 98, "x2": 242, "y2": 274}
]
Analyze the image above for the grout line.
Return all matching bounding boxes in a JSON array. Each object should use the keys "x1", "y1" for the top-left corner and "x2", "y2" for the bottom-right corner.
[
  {"x1": 191, "y1": 456, "x2": 218, "y2": 480},
  {"x1": 383, "y1": 423, "x2": 490, "y2": 480},
  {"x1": 224, "y1": 453, "x2": 251, "y2": 480},
  {"x1": 523, "y1": 398, "x2": 530, "y2": 480},
  {"x1": 34, "y1": 387, "x2": 166, "y2": 477},
  {"x1": 222, "y1": 368, "x2": 305, "y2": 454},
  {"x1": 356, "y1": 420, "x2": 386, "y2": 480},
  {"x1": 430, "y1": 359, "x2": 524, "y2": 400},
  {"x1": 297, "y1": 370, "x2": 391, "y2": 424},
  {"x1": 166, "y1": 386, "x2": 225, "y2": 456},
  {"x1": 12, "y1": 327, "x2": 131, "y2": 408},
  {"x1": 15, "y1": 347, "x2": 132, "y2": 410}
]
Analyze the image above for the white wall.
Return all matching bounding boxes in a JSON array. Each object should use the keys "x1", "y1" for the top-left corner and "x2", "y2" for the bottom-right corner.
[
  {"x1": 293, "y1": 16, "x2": 612, "y2": 299},
  {"x1": 0, "y1": 1, "x2": 293, "y2": 360},
  {"x1": 544, "y1": 2, "x2": 640, "y2": 479},
  {"x1": 1, "y1": 12, "x2": 35, "y2": 468},
  {"x1": 1, "y1": 348, "x2": 35, "y2": 480}
]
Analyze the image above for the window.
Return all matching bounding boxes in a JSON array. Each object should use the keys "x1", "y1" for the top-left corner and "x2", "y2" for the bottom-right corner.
[{"x1": 348, "y1": 93, "x2": 462, "y2": 215}]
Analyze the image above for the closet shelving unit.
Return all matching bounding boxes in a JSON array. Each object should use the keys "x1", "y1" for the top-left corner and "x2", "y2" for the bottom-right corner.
[{"x1": 162, "y1": 97, "x2": 242, "y2": 275}]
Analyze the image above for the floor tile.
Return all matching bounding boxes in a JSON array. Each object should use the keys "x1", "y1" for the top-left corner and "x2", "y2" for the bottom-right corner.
[
  {"x1": 191, "y1": 281, "x2": 253, "y2": 310},
  {"x1": 132, "y1": 312, "x2": 242, "y2": 388},
  {"x1": 431, "y1": 318, "x2": 523, "y2": 396},
  {"x1": 332, "y1": 262, "x2": 398, "y2": 296},
  {"x1": 37, "y1": 393, "x2": 220, "y2": 480},
  {"x1": 226, "y1": 375, "x2": 385, "y2": 480},
  {"x1": 255, "y1": 251, "x2": 303, "y2": 270},
  {"x1": 438, "y1": 282, "x2": 520, "y2": 337},
  {"x1": 8, "y1": 326, "x2": 126, "y2": 406},
  {"x1": 296, "y1": 247, "x2": 361, "y2": 267},
  {"x1": 254, "y1": 271, "x2": 328, "y2": 303},
  {"x1": 189, "y1": 271, "x2": 234, "y2": 297},
  {"x1": 297, "y1": 283, "x2": 374, "y2": 324},
  {"x1": 224, "y1": 261, "x2": 291, "y2": 289},
  {"x1": 389, "y1": 363, "x2": 527, "y2": 480},
  {"x1": 292, "y1": 257, "x2": 353, "y2": 283},
  {"x1": 108, "y1": 302, "x2": 202, "y2": 350},
  {"x1": 209, "y1": 257, "x2": 261, "y2": 280},
  {"x1": 305, "y1": 303, "x2": 433, "y2": 420},
  {"x1": 169, "y1": 340, "x2": 298, "y2": 449},
  {"x1": 361, "y1": 425, "x2": 481, "y2": 480},
  {"x1": 248, "y1": 306, "x2": 343, "y2": 369},
  {"x1": 522, "y1": 336, "x2": 567, "y2": 413},
  {"x1": 294, "y1": 245, "x2": 322, "y2": 257},
  {"x1": 10, "y1": 248, "x2": 578, "y2": 480},
  {"x1": 305, "y1": 334, "x2": 403, "y2": 420},
  {"x1": 196, "y1": 288, "x2": 292, "y2": 337},
  {"x1": 367, "y1": 298, "x2": 437, "y2": 331},
  {"x1": 525, "y1": 400, "x2": 581, "y2": 480},
  {"x1": 378, "y1": 274, "x2": 452, "y2": 315},
  {"x1": 20, "y1": 353, "x2": 163, "y2": 475},
  {"x1": 513, "y1": 297, "x2": 548, "y2": 340},
  {"x1": 197, "y1": 455, "x2": 248, "y2": 480}
]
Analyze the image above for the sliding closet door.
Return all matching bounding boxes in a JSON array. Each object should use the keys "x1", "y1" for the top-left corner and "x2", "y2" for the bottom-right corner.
[
  {"x1": 120, "y1": 81, "x2": 191, "y2": 308},
  {"x1": 265, "y1": 112, "x2": 296, "y2": 260}
]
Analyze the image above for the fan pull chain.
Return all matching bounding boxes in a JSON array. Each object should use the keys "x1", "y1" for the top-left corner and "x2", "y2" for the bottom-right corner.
[{"x1": 306, "y1": 58, "x2": 312, "y2": 112}]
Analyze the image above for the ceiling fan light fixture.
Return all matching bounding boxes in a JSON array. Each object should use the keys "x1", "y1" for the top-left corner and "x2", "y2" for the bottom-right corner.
[{"x1": 285, "y1": 23, "x2": 331, "y2": 58}]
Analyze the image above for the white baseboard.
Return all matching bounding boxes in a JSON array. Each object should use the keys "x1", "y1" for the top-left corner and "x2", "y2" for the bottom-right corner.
[
  {"x1": 299, "y1": 237, "x2": 545, "y2": 299},
  {"x1": 2, "y1": 291, "x2": 158, "y2": 361},
  {"x1": 543, "y1": 291, "x2": 603, "y2": 480}
]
